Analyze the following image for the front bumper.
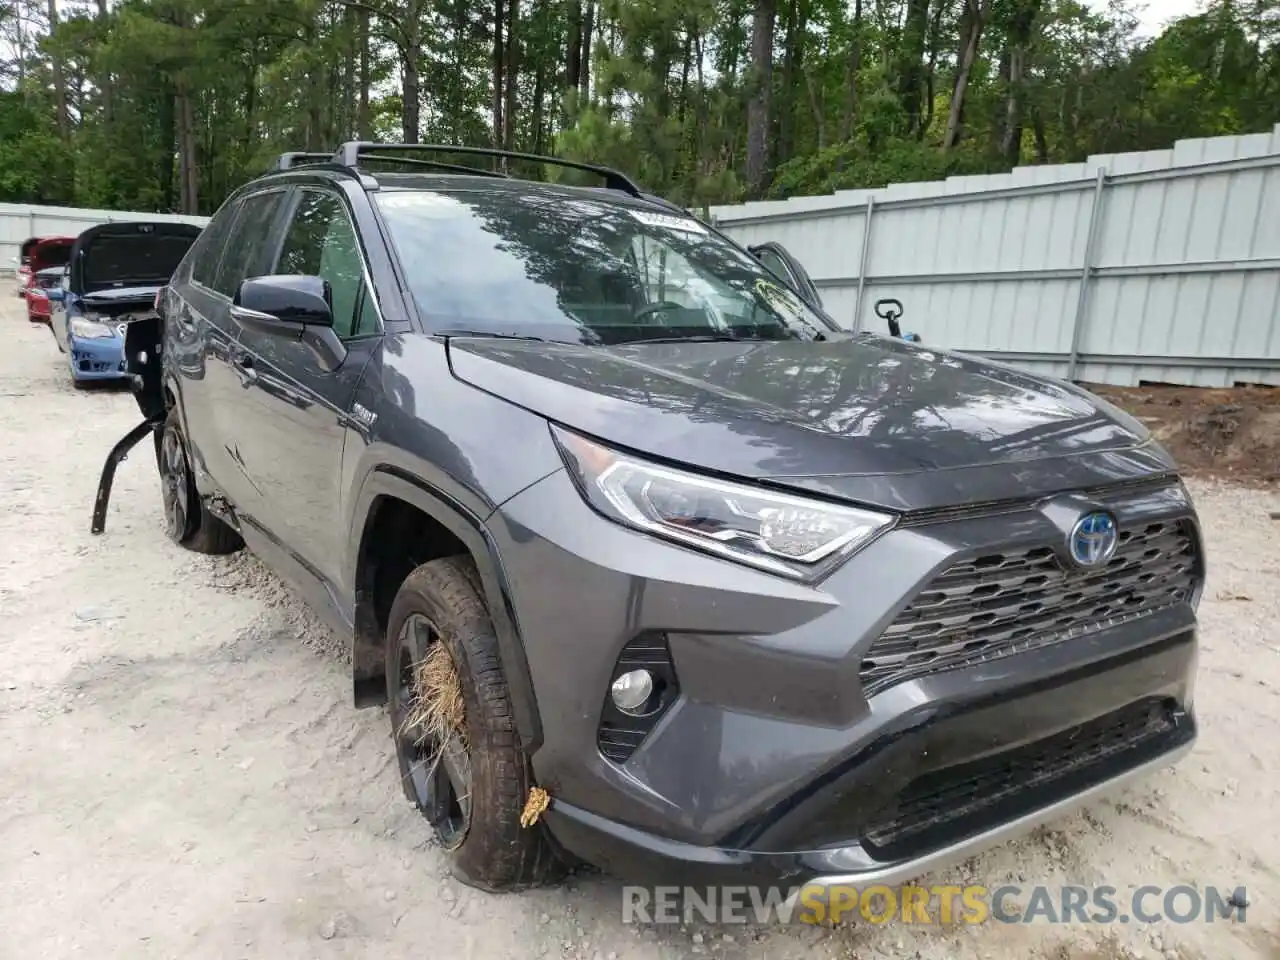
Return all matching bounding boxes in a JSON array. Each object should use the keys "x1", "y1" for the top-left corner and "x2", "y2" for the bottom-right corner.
[
  {"x1": 488, "y1": 469, "x2": 1201, "y2": 884},
  {"x1": 543, "y1": 634, "x2": 1195, "y2": 887},
  {"x1": 69, "y1": 335, "x2": 127, "y2": 380}
]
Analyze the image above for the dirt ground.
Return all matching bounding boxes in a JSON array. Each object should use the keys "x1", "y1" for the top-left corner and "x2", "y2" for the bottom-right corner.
[
  {"x1": 1, "y1": 301, "x2": 1278, "y2": 960},
  {"x1": 1090, "y1": 383, "x2": 1280, "y2": 485}
]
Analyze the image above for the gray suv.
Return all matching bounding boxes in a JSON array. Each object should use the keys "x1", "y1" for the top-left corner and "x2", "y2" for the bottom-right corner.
[{"x1": 97, "y1": 143, "x2": 1202, "y2": 894}]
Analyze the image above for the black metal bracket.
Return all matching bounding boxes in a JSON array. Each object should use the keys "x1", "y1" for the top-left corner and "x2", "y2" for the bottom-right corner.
[
  {"x1": 273, "y1": 152, "x2": 334, "y2": 171},
  {"x1": 91, "y1": 419, "x2": 161, "y2": 535}
]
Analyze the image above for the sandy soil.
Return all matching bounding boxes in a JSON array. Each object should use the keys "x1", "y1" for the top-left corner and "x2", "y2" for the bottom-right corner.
[
  {"x1": 1091, "y1": 384, "x2": 1280, "y2": 486},
  {"x1": 1, "y1": 300, "x2": 1277, "y2": 960}
]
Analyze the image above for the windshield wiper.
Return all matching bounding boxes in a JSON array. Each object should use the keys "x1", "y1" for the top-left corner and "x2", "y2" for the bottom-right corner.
[
  {"x1": 436, "y1": 329, "x2": 547, "y2": 342},
  {"x1": 629, "y1": 334, "x2": 750, "y2": 344}
]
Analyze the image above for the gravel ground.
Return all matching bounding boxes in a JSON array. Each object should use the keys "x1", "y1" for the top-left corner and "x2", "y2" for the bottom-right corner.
[{"x1": 1, "y1": 299, "x2": 1278, "y2": 960}]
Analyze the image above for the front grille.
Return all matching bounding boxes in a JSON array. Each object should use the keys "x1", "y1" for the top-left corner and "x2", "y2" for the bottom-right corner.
[
  {"x1": 863, "y1": 698, "x2": 1184, "y2": 857},
  {"x1": 860, "y1": 519, "x2": 1197, "y2": 695}
]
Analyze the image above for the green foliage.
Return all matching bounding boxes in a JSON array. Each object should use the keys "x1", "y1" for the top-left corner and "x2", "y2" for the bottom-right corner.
[{"x1": 0, "y1": 0, "x2": 1277, "y2": 214}]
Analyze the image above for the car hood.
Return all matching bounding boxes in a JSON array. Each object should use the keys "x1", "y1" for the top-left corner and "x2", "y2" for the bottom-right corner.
[{"x1": 447, "y1": 335, "x2": 1174, "y2": 511}]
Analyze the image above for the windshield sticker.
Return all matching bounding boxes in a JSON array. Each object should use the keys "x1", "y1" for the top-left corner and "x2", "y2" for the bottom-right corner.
[
  {"x1": 629, "y1": 209, "x2": 707, "y2": 234},
  {"x1": 752, "y1": 278, "x2": 803, "y2": 318}
]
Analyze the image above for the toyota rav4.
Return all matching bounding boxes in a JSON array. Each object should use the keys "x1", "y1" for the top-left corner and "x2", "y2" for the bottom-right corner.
[{"x1": 96, "y1": 143, "x2": 1202, "y2": 895}]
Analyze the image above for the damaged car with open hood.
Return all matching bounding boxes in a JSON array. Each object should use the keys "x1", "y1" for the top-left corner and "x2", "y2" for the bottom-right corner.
[
  {"x1": 51, "y1": 221, "x2": 202, "y2": 387},
  {"x1": 92, "y1": 143, "x2": 1204, "y2": 901}
]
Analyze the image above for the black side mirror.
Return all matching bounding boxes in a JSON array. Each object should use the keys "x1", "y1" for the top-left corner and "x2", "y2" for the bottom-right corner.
[
  {"x1": 231, "y1": 274, "x2": 347, "y2": 372},
  {"x1": 233, "y1": 274, "x2": 333, "y2": 328}
]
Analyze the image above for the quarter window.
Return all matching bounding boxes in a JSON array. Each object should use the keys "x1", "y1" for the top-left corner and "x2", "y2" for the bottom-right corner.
[{"x1": 273, "y1": 190, "x2": 369, "y2": 339}]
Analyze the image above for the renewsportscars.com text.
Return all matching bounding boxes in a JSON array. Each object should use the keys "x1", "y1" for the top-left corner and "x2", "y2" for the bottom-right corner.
[{"x1": 621, "y1": 884, "x2": 1249, "y2": 926}]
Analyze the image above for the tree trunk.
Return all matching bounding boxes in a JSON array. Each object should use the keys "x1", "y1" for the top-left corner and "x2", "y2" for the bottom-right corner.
[
  {"x1": 745, "y1": 0, "x2": 777, "y2": 197},
  {"x1": 677, "y1": 26, "x2": 692, "y2": 129},
  {"x1": 306, "y1": 21, "x2": 324, "y2": 150},
  {"x1": 839, "y1": 0, "x2": 863, "y2": 141},
  {"x1": 532, "y1": 60, "x2": 546, "y2": 153},
  {"x1": 942, "y1": 0, "x2": 986, "y2": 151},
  {"x1": 1032, "y1": 106, "x2": 1049, "y2": 162},
  {"x1": 176, "y1": 91, "x2": 198, "y2": 214},
  {"x1": 503, "y1": 0, "x2": 520, "y2": 150},
  {"x1": 158, "y1": 89, "x2": 175, "y2": 212},
  {"x1": 357, "y1": 8, "x2": 372, "y2": 138},
  {"x1": 999, "y1": 0, "x2": 1041, "y2": 165},
  {"x1": 96, "y1": 0, "x2": 113, "y2": 123},
  {"x1": 492, "y1": 0, "x2": 505, "y2": 146},
  {"x1": 806, "y1": 67, "x2": 826, "y2": 149},
  {"x1": 403, "y1": 9, "x2": 422, "y2": 144},
  {"x1": 46, "y1": 0, "x2": 70, "y2": 139},
  {"x1": 776, "y1": 0, "x2": 805, "y2": 167},
  {"x1": 567, "y1": 0, "x2": 582, "y2": 96},
  {"x1": 895, "y1": 0, "x2": 930, "y2": 137},
  {"x1": 579, "y1": 0, "x2": 594, "y2": 100},
  {"x1": 923, "y1": 0, "x2": 952, "y2": 138}
]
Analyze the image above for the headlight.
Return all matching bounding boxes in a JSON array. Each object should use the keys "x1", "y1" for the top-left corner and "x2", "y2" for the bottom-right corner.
[
  {"x1": 552, "y1": 426, "x2": 894, "y2": 580},
  {"x1": 70, "y1": 317, "x2": 116, "y2": 339}
]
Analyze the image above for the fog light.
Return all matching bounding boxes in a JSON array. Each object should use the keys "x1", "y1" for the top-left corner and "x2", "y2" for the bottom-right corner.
[{"x1": 610, "y1": 669, "x2": 654, "y2": 716}]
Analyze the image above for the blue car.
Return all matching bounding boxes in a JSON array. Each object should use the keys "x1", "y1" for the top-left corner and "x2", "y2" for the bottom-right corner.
[{"x1": 51, "y1": 221, "x2": 202, "y2": 387}]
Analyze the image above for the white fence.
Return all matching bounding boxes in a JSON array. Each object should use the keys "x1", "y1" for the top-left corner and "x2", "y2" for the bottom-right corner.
[
  {"x1": 710, "y1": 125, "x2": 1280, "y2": 387},
  {"x1": 1, "y1": 202, "x2": 209, "y2": 273}
]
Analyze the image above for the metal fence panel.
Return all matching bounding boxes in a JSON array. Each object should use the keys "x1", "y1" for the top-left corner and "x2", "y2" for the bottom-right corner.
[
  {"x1": 710, "y1": 124, "x2": 1280, "y2": 387},
  {"x1": 1, "y1": 202, "x2": 210, "y2": 272}
]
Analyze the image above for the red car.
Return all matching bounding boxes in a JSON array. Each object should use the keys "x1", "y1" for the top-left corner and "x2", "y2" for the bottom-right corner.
[
  {"x1": 15, "y1": 235, "x2": 75, "y2": 298},
  {"x1": 25, "y1": 271, "x2": 58, "y2": 325}
]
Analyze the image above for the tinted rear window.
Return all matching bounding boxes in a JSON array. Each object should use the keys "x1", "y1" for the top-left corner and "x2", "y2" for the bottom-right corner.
[{"x1": 83, "y1": 234, "x2": 198, "y2": 288}]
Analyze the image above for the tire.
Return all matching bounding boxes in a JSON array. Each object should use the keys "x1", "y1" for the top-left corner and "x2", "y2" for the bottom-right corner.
[
  {"x1": 157, "y1": 409, "x2": 243, "y2": 555},
  {"x1": 386, "y1": 556, "x2": 561, "y2": 891}
]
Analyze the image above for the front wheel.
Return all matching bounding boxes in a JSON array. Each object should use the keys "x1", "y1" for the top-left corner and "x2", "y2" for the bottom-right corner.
[
  {"x1": 157, "y1": 410, "x2": 243, "y2": 554},
  {"x1": 386, "y1": 556, "x2": 561, "y2": 891}
]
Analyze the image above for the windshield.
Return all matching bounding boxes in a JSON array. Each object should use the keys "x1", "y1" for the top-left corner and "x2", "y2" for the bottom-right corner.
[{"x1": 374, "y1": 188, "x2": 837, "y2": 345}]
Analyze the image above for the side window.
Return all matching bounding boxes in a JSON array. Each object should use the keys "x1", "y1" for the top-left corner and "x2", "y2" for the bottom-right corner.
[
  {"x1": 213, "y1": 191, "x2": 285, "y2": 298},
  {"x1": 273, "y1": 190, "x2": 366, "y2": 339},
  {"x1": 189, "y1": 199, "x2": 239, "y2": 288}
]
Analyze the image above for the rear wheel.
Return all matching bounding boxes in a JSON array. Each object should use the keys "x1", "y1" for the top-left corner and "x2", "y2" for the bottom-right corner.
[
  {"x1": 386, "y1": 556, "x2": 561, "y2": 891},
  {"x1": 158, "y1": 409, "x2": 242, "y2": 555}
]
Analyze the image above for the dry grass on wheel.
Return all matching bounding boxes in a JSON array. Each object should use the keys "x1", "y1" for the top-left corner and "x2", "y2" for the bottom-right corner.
[{"x1": 403, "y1": 640, "x2": 469, "y2": 752}]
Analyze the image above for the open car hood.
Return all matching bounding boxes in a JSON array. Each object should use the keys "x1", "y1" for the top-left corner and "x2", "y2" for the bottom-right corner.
[
  {"x1": 27, "y1": 237, "x2": 74, "y2": 272},
  {"x1": 69, "y1": 221, "x2": 201, "y2": 294}
]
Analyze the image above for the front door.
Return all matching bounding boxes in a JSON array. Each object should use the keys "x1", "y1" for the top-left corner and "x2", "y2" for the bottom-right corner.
[
  {"x1": 748, "y1": 241, "x2": 824, "y2": 311},
  {"x1": 172, "y1": 187, "x2": 291, "y2": 512},
  {"x1": 228, "y1": 185, "x2": 383, "y2": 594}
]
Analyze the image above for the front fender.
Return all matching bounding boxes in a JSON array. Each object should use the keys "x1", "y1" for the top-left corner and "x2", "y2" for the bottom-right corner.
[{"x1": 345, "y1": 466, "x2": 544, "y2": 750}]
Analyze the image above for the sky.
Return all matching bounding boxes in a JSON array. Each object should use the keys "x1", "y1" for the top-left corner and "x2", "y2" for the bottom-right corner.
[{"x1": 1089, "y1": 0, "x2": 1211, "y2": 36}]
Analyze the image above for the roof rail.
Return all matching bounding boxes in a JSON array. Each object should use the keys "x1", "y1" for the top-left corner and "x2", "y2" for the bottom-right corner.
[
  {"x1": 358, "y1": 154, "x2": 512, "y2": 179},
  {"x1": 274, "y1": 152, "x2": 334, "y2": 171},
  {"x1": 332, "y1": 142, "x2": 643, "y2": 197}
]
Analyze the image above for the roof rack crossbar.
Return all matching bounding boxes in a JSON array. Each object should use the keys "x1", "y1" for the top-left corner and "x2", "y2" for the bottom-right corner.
[
  {"x1": 274, "y1": 152, "x2": 335, "y2": 171},
  {"x1": 333, "y1": 142, "x2": 642, "y2": 197},
  {"x1": 358, "y1": 154, "x2": 512, "y2": 179}
]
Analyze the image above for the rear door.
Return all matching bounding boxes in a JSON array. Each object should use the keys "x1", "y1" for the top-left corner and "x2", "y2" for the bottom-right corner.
[
  {"x1": 227, "y1": 184, "x2": 382, "y2": 591},
  {"x1": 748, "y1": 241, "x2": 824, "y2": 311}
]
